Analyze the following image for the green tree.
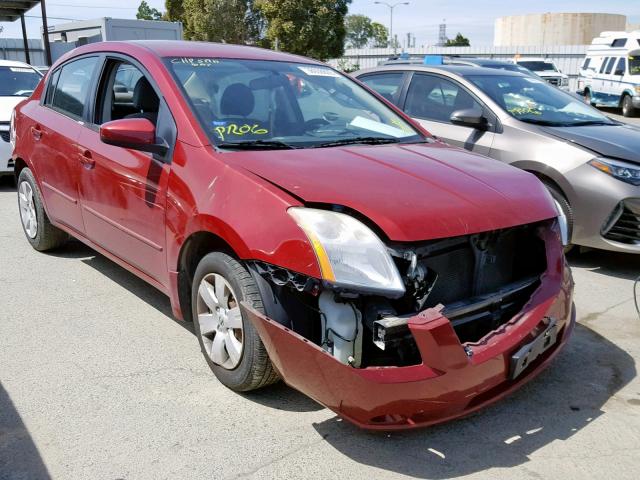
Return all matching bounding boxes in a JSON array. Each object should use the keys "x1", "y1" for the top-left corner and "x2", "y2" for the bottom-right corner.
[
  {"x1": 445, "y1": 32, "x2": 470, "y2": 47},
  {"x1": 164, "y1": 0, "x2": 184, "y2": 22},
  {"x1": 182, "y1": 0, "x2": 262, "y2": 44},
  {"x1": 136, "y1": 0, "x2": 163, "y2": 20},
  {"x1": 370, "y1": 21, "x2": 388, "y2": 48},
  {"x1": 345, "y1": 14, "x2": 374, "y2": 49},
  {"x1": 256, "y1": 0, "x2": 351, "y2": 61}
]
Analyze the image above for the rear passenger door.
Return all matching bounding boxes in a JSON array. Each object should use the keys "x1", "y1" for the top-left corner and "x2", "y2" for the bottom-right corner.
[
  {"x1": 35, "y1": 56, "x2": 100, "y2": 235},
  {"x1": 402, "y1": 73, "x2": 495, "y2": 155}
]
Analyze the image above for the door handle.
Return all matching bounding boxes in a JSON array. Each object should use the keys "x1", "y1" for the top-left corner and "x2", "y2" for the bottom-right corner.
[
  {"x1": 31, "y1": 125, "x2": 42, "y2": 140},
  {"x1": 79, "y1": 150, "x2": 96, "y2": 169}
]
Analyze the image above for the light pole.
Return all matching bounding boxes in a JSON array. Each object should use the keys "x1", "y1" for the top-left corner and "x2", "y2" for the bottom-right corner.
[{"x1": 374, "y1": 1, "x2": 409, "y2": 53}]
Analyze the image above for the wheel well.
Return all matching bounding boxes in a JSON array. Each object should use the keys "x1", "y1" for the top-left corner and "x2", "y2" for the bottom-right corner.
[
  {"x1": 525, "y1": 170, "x2": 569, "y2": 203},
  {"x1": 177, "y1": 231, "x2": 237, "y2": 322},
  {"x1": 13, "y1": 157, "x2": 27, "y2": 181}
]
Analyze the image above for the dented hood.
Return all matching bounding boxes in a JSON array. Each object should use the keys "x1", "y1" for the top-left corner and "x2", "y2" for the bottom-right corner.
[{"x1": 231, "y1": 142, "x2": 557, "y2": 242}]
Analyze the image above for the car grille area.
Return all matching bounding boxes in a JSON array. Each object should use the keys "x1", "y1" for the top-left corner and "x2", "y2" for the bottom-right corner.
[
  {"x1": 603, "y1": 200, "x2": 640, "y2": 245},
  {"x1": 0, "y1": 131, "x2": 9, "y2": 143},
  {"x1": 386, "y1": 221, "x2": 549, "y2": 346}
]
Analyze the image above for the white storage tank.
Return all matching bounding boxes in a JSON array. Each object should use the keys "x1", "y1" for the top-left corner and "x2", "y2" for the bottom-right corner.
[{"x1": 494, "y1": 13, "x2": 627, "y2": 46}]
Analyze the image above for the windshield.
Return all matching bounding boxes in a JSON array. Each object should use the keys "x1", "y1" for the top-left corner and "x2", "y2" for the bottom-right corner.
[
  {"x1": 468, "y1": 75, "x2": 615, "y2": 126},
  {"x1": 630, "y1": 56, "x2": 640, "y2": 75},
  {"x1": 517, "y1": 61, "x2": 557, "y2": 72},
  {"x1": 0, "y1": 66, "x2": 41, "y2": 96},
  {"x1": 167, "y1": 57, "x2": 422, "y2": 149}
]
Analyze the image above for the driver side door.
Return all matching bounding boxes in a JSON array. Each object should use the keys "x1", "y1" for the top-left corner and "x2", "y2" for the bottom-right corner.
[{"x1": 76, "y1": 57, "x2": 176, "y2": 286}]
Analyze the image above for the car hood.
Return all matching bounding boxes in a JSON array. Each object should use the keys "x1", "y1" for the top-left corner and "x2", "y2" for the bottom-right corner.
[
  {"x1": 0, "y1": 96, "x2": 26, "y2": 122},
  {"x1": 231, "y1": 142, "x2": 557, "y2": 242},
  {"x1": 542, "y1": 123, "x2": 640, "y2": 164}
]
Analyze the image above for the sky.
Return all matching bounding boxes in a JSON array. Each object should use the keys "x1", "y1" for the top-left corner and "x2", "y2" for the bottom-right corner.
[{"x1": 3, "y1": 0, "x2": 640, "y2": 46}]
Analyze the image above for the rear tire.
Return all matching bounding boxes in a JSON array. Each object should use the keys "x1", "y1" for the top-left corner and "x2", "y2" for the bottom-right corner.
[
  {"x1": 17, "y1": 168, "x2": 68, "y2": 251},
  {"x1": 191, "y1": 252, "x2": 279, "y2": 392},
  {"x1": 621, "y1": 95, "x2": 638, "y2": 118}
]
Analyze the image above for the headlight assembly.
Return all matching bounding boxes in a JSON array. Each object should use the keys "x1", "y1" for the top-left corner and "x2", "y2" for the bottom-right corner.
[
  {"x1": 288, "y1": 207, "x2": 406, "y2": 297},
  {"x1": 589, "y1": 157, "x2": 640, "y2": 186}
]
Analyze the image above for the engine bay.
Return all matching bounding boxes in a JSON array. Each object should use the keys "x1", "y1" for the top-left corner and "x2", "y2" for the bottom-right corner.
[{"x1": 248, "y1": 220, "x2": 549, "y2": 369}]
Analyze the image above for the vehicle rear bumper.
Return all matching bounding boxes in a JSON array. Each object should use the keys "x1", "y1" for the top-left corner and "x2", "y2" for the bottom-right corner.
[{"x1": 244, "y1": 233, "x2": 575, "y2": 430}]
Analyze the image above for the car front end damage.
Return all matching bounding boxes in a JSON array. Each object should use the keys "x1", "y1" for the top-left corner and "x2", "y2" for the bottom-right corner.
[{"x1": 242, "y1": 216, "x2": 574, "y2": 430}]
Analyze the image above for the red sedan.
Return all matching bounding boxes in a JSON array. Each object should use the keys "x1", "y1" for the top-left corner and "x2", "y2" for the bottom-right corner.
[{"x1": 11, "y1": 41, "x2": 574, "y2": 430}]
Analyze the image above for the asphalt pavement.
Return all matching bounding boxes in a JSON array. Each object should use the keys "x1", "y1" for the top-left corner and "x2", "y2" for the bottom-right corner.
[{"x1": 1, "y1": 112, "x2": 639, "y2": 480}]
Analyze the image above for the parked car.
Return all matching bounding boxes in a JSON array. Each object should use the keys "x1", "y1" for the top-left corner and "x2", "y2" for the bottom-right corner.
[
  {"x1": 0, "y1": 60, "x2": 42, "y2": 178},
  {"x1": 355, "y1": 65, "x2": 640, "y2": 254},
  {"x1": 514, "y1": 57, "x2": 570, "y2": 91},
  {"x1": 12, "y1": 41, "x2": 574, "y2": 430},
  {"x1": 577, "y1": 30, "x2": 640, "y2": 117},
  {"x1": 381, "y1": 56, "x2": 540, "y2": 77}
]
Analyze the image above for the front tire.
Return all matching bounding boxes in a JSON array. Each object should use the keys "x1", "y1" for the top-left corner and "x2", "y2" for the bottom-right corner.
[
  {"x1": 17, "y1": 168, "x2": 68, "y2": 251},
  {"x1": 621, "y1": 95, "x2": 638, "y2": 118},
  {"x1": 191, "y1": 252, "x2": 278, "y2": 391}
]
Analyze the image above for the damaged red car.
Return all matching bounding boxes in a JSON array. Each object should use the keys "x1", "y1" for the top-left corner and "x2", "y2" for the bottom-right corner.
[{"x1": 12, "y1": 41, "x2": 575, "y2": 430}]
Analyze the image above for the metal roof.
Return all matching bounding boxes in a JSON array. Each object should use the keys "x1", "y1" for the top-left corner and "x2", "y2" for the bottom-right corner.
[{"x1": 0, "y1": 0, "x2": 40, "y2": 22}]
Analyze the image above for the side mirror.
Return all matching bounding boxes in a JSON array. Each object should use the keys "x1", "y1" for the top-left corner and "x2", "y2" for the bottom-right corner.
[
  {"x1": 100, "y1": 118, "x2": 168, "y2": 155},
  {"x1": 449, "y1": 109, "x2": 489, "y2": 130}
]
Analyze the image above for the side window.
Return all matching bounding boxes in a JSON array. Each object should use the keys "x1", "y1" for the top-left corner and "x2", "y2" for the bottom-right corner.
[
  {"x1": 359, "y1": 73, "x2": 405, "y2": 104},
  {"x1": 405, "y1": 74, "x2": 482, "y2": 123},
  {"x1": 96, "y1": 61, "x2": 159, "y2": 125},
  {"x1": 582, "y1": 58, "x2": 591, "y2": 70},
  {"x1": 47, "y1": 57, "x2": 99, "y2": 119},
  {"x1": 605, "y1": 57, "x2": 616, "y2": 74},
  {"x1": 599, "y1": 57, "x2": 610, "y2": 74},
  {"x1": 614, "y1": 57, "x2": 626, "y2": 76}
]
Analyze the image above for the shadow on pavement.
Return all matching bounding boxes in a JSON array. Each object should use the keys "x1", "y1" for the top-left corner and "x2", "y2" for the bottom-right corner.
[
  {"x1": 568, "y1": 249, "x2": 640, "y2": 281},
  {"x1": 310, "y1": 323, "x2": 635, "y2": 478},
  {"x1": 0, "y1": 176, "x2": 16, "y2": 192},
  {"x1": 45, "y1": 240, "x2": 193, "y2": 334},
  {"x1": 243, "y1": 382, "x2": 324, "y2": 413},
  {"x1": 0, "y1": 383, "x2": 51, "y2": 480}
]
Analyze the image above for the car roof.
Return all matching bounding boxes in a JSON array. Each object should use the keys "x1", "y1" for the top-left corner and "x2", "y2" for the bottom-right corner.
[
  {"x1": 355, "y1": 64, "x2": 524, "y2": 78},
  {"x1": 72, "y1": 40, "x2": 322, "y2": 65},
  {"x1": 447, "y1": 58, "x2": 514, "y2": 67},
  {"x1": 0, "y1": 59, "x2": 35, "y2": 68}
]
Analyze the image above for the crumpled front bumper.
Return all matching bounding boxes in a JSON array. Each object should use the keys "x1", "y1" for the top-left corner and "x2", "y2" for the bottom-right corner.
[{"x1": 244, "y1": 228, "x2": 575, "y2": 430}]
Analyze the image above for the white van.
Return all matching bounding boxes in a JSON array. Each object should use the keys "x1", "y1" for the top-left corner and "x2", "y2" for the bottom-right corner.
[{"x1": 578, "y1": 30, "x2": 640, "y2": 117}]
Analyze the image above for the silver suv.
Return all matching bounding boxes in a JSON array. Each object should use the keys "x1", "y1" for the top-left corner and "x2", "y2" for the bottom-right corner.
[{"x1": 354, "y1": 65, "x2": 640, "y2": 253}]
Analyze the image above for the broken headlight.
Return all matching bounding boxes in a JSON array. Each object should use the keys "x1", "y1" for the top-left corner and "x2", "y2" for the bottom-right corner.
[{"x1": 288, "y1": 207, "x2": 405, "y2": 297}]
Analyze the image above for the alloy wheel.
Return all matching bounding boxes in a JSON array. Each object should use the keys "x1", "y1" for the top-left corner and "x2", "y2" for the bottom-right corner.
[
  {"x1": 18, "y1": 181, "x2": 37, "y2": 239},
  {"x1": 196, "y1": 273, "x2": 244, "y2": 370}
]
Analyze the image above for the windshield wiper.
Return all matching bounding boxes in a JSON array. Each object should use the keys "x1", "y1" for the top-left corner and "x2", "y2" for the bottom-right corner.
[
  {"x1": 217, "y1": 140, "x2": 299, "y2": 150},
  {"x1": 563, "y1": 120, "x2": 617, "y2": 127},
  {"x1": 518, "y1": 118, "x2": 567, "y2": 126},
  {"x1": 311, "y1": 136, "x2": 401, "y2": 148}
]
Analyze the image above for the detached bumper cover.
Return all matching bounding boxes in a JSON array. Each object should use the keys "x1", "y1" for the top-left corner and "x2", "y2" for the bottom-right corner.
[{"x1": 244, "y1": 229, "x2": 575, "y2": 430}]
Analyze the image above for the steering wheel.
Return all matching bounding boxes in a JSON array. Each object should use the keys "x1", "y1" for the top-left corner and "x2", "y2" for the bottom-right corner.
[{"x1": 304, "y1": 118, "x2": 330, "y2": 132}]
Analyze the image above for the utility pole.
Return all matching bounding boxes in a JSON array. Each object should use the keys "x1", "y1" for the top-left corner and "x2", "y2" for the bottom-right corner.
[{"x1": 374, "y1": 1, "x2": 409, "y2": 54}]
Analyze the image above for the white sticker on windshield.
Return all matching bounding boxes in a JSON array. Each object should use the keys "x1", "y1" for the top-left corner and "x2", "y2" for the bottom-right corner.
[
  {"x1": 10, "y1": 67, "x2": 34, "y2": 73},
  {"x1": 297, "y1": 66, "x2": 340, "y2": 77},
  {"x1": 349, "y1": 116, "x2": 413, "y2": 138}
]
